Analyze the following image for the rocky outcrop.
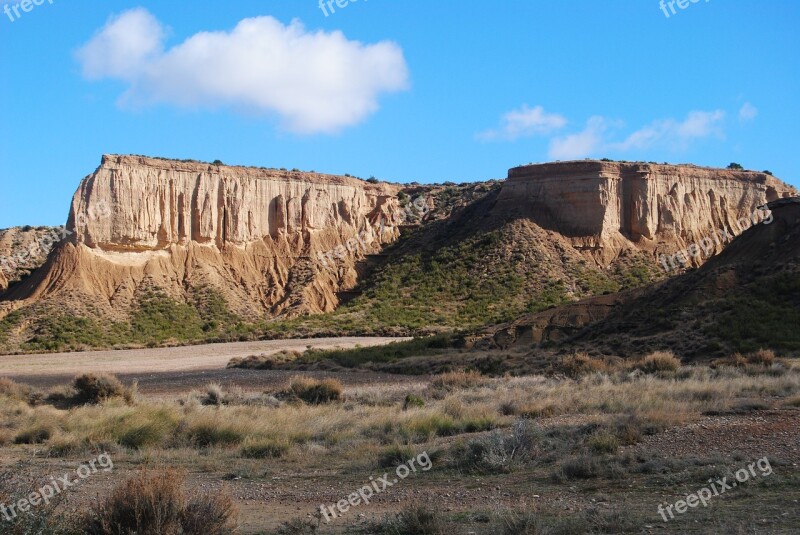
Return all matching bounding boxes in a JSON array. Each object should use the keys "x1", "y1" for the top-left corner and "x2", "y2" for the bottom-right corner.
[
  {"x1": 4, "y1": 155, "x2": 406, "y2": 320},
  {"x1": 499, "y1": 161, "x2": 796, "y2": 265},
  {"x1": 0, "y1": 226, "x2": 68, "y2": 293}
]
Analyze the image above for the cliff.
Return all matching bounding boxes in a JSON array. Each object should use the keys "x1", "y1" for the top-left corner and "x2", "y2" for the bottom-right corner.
[
  {"x1": 499, "y1": 161, "x2": 796, "y2": 264},
  {"x1": 6, "y1": 155, "x2": 406, "y2": 320}
]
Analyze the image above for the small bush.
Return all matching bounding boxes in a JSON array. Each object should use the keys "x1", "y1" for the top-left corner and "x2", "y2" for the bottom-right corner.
[
  {"x1": 205, "y1": 383, "x2": 225, "y2": 406},
  {"x1": 73, "y1": 373, "x2": 134, "y2": 405},
  {"x1": 274, "y1": 518, "x2": 318, "y2": 535},
  {"x1": 241, "y1": 437, "x2": 290, "y2": 459},
  {"x1": 14, "y1": 423, "x2": 55, "y2": 444},
  {"x1": 586, "y1": 431, "x2": 620, "y2": 454},
  {"x1": 227, "y1": 350, "x2": 300, "y2": 370},
  {"x1": 430, "y1": 370, "x2": 486, "y2": 390},
  {"x1": 179, "y1": 492, "x2": 237, "y2": 535},
  {"x1": 403, "y1": 394, "x2": 425, "y2": 410},
  {"x1": 286, "y1": 376, "x2": 343, "y2": 405},
  {"x1": 748, "y1": 348, "x2": 775, "y2": 366},
  {"x1": 86, "y1": 468, "x2": 237, "y2": 535},
  {"x1": 559, "y1": 455, "x2": 601, "y2": 479},
  {"x1": 379, "y1": 444, "x2": 416, "y2": 468},
  {"x1": 556, "y1": 353, "x2": 610, "y2": 378},
  {"x1": 375, "y1": 505, "x2": 446, "y2": 535},
  {"x1": 86, "y1": 469, "x2": 185, "y2": 534},
  {"x1": 636, "y1": 351, "x2": 681, "y2": 374},
  {"x1": 496, "y1": 511, "x2": 540, "y2": 535},
  {"x1": 451, "y1": 419, "x2": 537, "y2": 473},
  {"x1": 0, "y1": 378, "x2": 37, "y2": 404}
]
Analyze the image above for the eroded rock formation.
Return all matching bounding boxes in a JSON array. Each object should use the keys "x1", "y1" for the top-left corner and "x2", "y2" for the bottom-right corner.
[
  {"x1": 499, "y1": 161, "x2": 796, "y2": 265},
  {"x1": 6, "y1": 155, "x2": 405, "y2": 320}
]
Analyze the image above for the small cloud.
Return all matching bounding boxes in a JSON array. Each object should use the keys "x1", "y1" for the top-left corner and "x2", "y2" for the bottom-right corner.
[
  {"x1": 613, "y1": 110, "x2": 726, "y2": 152},
  {"x1": 477, "y1": 105, "x2": 567, "y2": 141},
  {"x1": 548, "y1": 116, "x2": 608, "y2": 159},
  {"x1": 76, "y1": 9, "x2": 409, "y2": 134},
  {"x1": 547, "y1": 109, "x2": 726, "y2": 160},
  {"x1": 739, "y1": 102, "x2": 758, "y2": 122}
]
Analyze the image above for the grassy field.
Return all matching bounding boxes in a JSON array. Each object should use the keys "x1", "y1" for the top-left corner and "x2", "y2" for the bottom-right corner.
[{"x1": 1, "y1": 350, "x2": 798, "y2": 533}]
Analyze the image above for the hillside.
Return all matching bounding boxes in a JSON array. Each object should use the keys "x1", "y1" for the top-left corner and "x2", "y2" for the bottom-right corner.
[
  {"x1": 477, "y1": 197, "x2": 800, "y2": 358},
  {"x1": 0, "y1": 157, "x2": 795, "y2": 353}
]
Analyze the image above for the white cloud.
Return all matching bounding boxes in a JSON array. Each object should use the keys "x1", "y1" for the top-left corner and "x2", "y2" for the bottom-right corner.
[
  {"x1": 548, "y1": 116, "x2": 608, "y2": 159},
  {"x1": 613, "y1": 110, "x2": 726, "y2": 152},
  {"x1": 548, "y1": 110, "x2": 726, "y2": 159},
  {"x1": 477, "y1": 105, "x2": 567, "y2": 141},
  {"x1": 76, "y1": 9, "x2": 410, "y2": 134},
  {"x1": 739, "y1": 102, "x2": 758, "y2": 122}
]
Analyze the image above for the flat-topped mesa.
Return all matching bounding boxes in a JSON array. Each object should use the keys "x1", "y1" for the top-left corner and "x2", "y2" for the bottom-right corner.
[
  {"x1": 498, "y1": 160, "x2": 797, "y2": 263},
  {"x1": 68, "y1": 154, "x2": 402, "y2": 251},
  {"x1": 7, "y1": 154, "x2": 409, "y2": 320}
]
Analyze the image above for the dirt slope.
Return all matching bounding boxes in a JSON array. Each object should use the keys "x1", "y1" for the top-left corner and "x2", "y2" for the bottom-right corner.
[{"x1": 477, "y1": 197, "x2": 800, "y2": 358}]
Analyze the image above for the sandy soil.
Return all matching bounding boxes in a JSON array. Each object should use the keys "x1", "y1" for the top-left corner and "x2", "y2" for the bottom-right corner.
[{"x1": 0, "y1": 337, "x2": 411, "y2": 394}]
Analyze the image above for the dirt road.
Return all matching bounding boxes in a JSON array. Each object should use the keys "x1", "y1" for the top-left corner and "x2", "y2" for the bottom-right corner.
[{"x1": 0, "y1": 337, "x2": 411, "y2": 394}]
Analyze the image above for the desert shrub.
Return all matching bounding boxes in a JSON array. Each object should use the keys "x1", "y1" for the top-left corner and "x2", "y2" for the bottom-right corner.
[
  {"x1": 86, "y1": 468, "x2": 237, "y2": 535},
  {"x1": 179, "y1": 492, "x2": 237, "y2": 535},
  {"x1": 187, "y1": 419, "x2": 247, "y2": 447},
  {"x1": 403, "y1": 394, "x2": 425, "y2": 410},
  {"x1": 379, "y1": 444, "x2": 416, "y2": 468},
  {"x1": 783, "y1": 395, "x2": 800, "y2": 407},
  {"x1": 429, "y1": 370, "x2": 486, "y2": 390},
  {"x1": 286, "y1": 376, "x2": 343, "y2": 404},
  {"x1": 635, "y1": 351, "x2": 681, "y2": 374},
  {"x1": 496, "y1": 511, "x2": 540, "y2": 535},
  {"x1": 274, "y1": 518, "x2": 318, "y2": 534},
  {"x1": 227, "y1": 350, "x2": 300, "y2": 370},
  {"x1": 113, "y1": 408, "x2": 180, "y2": 449},
  {"x1": 86, "y1": 469, "x2": 185, "y2": 534},
  {"x1": 14, "y1": 423, "x2": 55, "y2": 444},
  {"x1": 241, "y1": 437, "x2": 290, "y2": 459},
  {"x1": 748, "y1": 348, "x2": 775, "y2": 366},
  {"x1": 451, "y1": 419, "x2": 537, "y2": 473},
  {"x1": 374, "y1": 505, "x2": 446, "y2": 535},
  {"x1": 556, "y1": 353, "x2": 610, "y2": 378},
  {"x1": 203, "y1": 383, "x2": 225, "y2": 406},
  {"x1": 585, "y1": 431, "x2": 620, "y2": 454},
  {"x1": 0, "y1": 378, "x2": 37, "y2": 404},
  {"x1": 73, "y1": 374, "x2": 134, "y2": 405},
  {"x1": 559, "y1": 455, "x2": 601, "y2": 479}
]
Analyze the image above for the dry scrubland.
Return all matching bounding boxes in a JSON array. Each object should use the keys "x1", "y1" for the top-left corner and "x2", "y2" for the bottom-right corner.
[{"x1": 0, "y1": 350, "x2": 799, "y2": 534}]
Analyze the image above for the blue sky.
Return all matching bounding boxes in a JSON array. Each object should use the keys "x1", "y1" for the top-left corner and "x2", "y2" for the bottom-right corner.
[{"x1": 1, "y1": 0, "x2": 798, "y2": 228}]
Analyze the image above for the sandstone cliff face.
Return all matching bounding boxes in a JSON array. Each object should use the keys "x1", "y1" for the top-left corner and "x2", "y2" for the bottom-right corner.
[
  {"x1": 9, "y1": 155, "x2": 406, "y2": 319},
  {"x1": 499, "y1": 161, "x2": 797, "y2": 265}
]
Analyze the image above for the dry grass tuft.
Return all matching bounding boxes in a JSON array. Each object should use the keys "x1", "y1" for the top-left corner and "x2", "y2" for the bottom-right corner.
[
  {"x1": 227, "y1": 350, "x2": 300, "y2": 370},
  {"x1": 555, "y1": 353, "x2": 611, "y2": 378},
  {"x1": 635, "y1": 351, "x2": 681, "y2": 374},
  {"x1": 285, "y1": 376, "x2": 344, "y2": 405},
  {"x1": 748, "y1": 348, "x2": 776, "y2": 367},
  {"x1": 429, "y1": 370, "x2": 487, "y2": 390}
]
